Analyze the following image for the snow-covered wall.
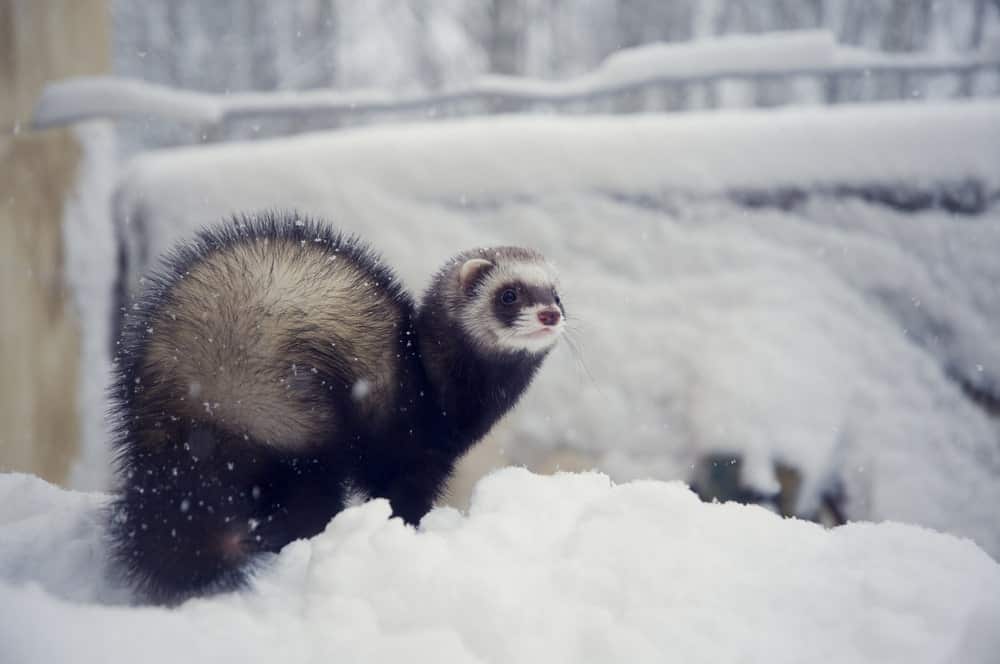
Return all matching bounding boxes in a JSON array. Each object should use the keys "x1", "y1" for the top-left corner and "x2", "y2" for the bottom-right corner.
[
  {"x1": 104, "y1": 101, "x2": 1000, "y2": 556},
  {"x1": 1, "y1": 470, "x2": 998, "y2": 663},
  {"x1": 61, "y1": 123, "x2": 118, "y2": 491},
  {"x1": 113, "y1": 100, "x2": 1000, "y2": 209}
]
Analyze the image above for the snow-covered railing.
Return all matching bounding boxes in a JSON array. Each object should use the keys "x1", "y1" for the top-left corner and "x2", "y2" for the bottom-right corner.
[{"x1": 33, "y1": 31, "x2": 1000, "y2": 141}]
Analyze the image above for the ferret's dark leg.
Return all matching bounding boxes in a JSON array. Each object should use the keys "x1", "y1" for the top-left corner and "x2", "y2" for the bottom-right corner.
[
  {"x1": 108, "y1": 427, "x2": 345, "y2": 604},
  {"x1": 383, "y1": 484, "x2": 437, "y2": 525},
  {"x1": 359, "y1": 451, "x2": 454, "y2": 526},
  {"x1": 108, "y1": 426, "x2": 273, "y2": 604},
  {"x1": 250, "y1": 453, "x2": 347, "y2": 550}
]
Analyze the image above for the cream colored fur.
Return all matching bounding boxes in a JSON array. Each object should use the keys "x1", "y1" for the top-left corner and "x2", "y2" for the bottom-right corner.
[{"x1": 142, "y1": 236, "x2": 403, "y2": 450}]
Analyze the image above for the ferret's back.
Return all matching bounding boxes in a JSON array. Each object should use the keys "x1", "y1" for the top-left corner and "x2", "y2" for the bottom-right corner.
[{"x1": 123, "y1": 214, "x2": 412, "y2": 451}]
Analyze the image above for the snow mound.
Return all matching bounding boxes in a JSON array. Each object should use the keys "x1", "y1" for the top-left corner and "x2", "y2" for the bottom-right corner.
[{"x1": 1, "y1": 470, "x2": 998, "y2": 664}]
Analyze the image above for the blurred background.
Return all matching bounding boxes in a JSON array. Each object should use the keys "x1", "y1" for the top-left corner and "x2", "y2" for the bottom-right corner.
[{"x1": 3, "y1": 1, "x2": 1000, "y2": 554}]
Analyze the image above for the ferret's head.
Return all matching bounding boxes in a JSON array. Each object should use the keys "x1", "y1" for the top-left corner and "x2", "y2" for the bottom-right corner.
[{"x1": 431, "y1": 246, "x2": 565, "y2": 355}]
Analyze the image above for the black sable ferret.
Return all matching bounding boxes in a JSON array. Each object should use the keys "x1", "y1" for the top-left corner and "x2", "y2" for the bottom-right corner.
[{"x1": 108, "y1": 212, "x2": 565, "y2": 603}]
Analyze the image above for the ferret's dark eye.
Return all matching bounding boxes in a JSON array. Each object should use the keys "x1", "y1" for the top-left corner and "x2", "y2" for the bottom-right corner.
[
  {"x1": 554, "y1": 294, "x2": 562, "y2": 306},
  {"x1": 500, "y1": 289, "x2": 517, "y2": 305}
]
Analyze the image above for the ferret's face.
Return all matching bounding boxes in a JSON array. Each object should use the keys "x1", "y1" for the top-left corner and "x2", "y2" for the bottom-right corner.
[{"x1": 457, "y1": 251, "x2": 565, "y2": 354}]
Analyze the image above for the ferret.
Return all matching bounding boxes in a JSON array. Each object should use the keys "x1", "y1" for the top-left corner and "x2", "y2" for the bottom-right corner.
[{"x1": 107, "y1": 211, "x2": 565, "y2": 604}]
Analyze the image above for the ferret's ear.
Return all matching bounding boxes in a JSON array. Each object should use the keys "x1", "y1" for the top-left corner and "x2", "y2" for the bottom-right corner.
[{"x1": 459, "y1": 258, "x2": 494, "y2": 295}]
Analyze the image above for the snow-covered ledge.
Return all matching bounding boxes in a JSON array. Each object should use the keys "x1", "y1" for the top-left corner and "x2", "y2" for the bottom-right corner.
[{"x1": 0, "y1": 469, "x2": 997, "y2": 663}]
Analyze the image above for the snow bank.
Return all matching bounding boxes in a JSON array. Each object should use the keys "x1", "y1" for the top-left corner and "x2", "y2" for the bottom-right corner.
[
  {"x1": 103, "y1": 102, "x2": 1000, "y2": 556},
  {"x1": 1, "y1": 470, "x2": 998, "y2": 664}
]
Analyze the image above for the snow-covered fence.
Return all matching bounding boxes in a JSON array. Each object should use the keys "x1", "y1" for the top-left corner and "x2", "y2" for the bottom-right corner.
[{"x1": 33, "y1": 31, "x2": 1000, "y2": 143}]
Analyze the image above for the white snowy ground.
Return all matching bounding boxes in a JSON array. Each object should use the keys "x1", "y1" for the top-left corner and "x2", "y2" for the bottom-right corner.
[
  {"x1": 94, "y1": 101, "x2": 1000, "y2": 557},
  {"x1": 2, "y1": 469, "x2": 999, "y2": 664}
]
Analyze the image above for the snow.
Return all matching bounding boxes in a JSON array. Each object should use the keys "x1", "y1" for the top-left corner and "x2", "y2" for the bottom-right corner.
[
  {"x1": 480, "y1": 29, "x2": 994, "y2": 100},
  {"x1": 33, "y1": 76, "x2": 224, "y2": 129},
  {"x1": 61, "y1": 123, "x2": 118, "y2": 491},
  {"x1": 32, "y1": 76, "x2": 395, "y2": 130},
  {"x1": 478, "y1": 30, "x2": 839, "y2": 98},
  {"x1": 1, "y1": 469, "x2": 998, "y2": 663},
  {"x1": 112, "y1": 100, "x2": 1000, "y2": 208},
  {"x1": 833, "y1": 44, "x2": 997, "y2": 68},
  {"x1": 96, "y1": 101, "x2": 1000, "y2": 557}
]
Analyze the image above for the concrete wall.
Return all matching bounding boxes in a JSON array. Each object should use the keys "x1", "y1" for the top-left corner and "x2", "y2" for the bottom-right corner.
[{"x1": 0, "y1": 0, "x2": 108, "y2": 483}]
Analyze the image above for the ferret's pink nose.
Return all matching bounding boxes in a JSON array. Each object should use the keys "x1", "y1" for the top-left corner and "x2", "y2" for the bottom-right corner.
[{"x1": 538, "y1": 308, "x2": 561, "y2": 326}]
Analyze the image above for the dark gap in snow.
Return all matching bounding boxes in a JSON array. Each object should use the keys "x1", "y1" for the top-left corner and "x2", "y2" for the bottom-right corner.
[
  {"x1": 730, "y1": 179, "x2": 993, "y2": 215},
  {"x1": 435, "y1": 193, "x2": 540, "y2": 212},
  {"x1": 599, "y1": 190, "x2": 687, "y2": 215},
  {"x1": 689, "y1": 455, "x2": 847, "y2": 526},
  {"x1": 601, "y1": 180, "x2": 996, "y2": 218},
  {"x1": 952, "y1": 371, "x2": 1000, "y2": 419}
]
